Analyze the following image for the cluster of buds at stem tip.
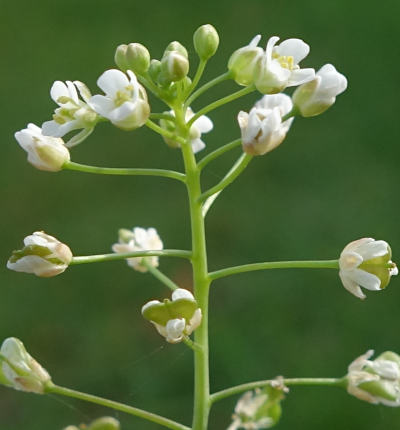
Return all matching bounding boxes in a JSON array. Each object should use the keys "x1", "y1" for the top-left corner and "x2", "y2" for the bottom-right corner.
[
  {"x1": 238, "y1": 94, "x2": 294, "y2": 156},
  {"x1": 115, "y1": 43, "x2": 151, "y2": 76},
  {"x1": 338, "y1": 238, "x2": 397, "y2": 299},
  {"x1": 112, "y1": 227, "x2": 163, "y2": 273},
  {"x1": 228, "y1": 382, "x2": 287, "y2": 430},
  {"x1": 0, "y1": 338, "x2": 51, "y2": 394},
  {"x1": 346, "y1": 350, "x2": 400, "y2": 406},
  {"x1": 160, "y1": 108, "x2": 213, "y2": 153},
  {"x1": 64, "y1": 417, "x2": 120, "y2": 430},
  {"x1": 142, "y1": 289, "x2": 202, "y2": 344},
  {"x1": 7, "y1": 231, "x2": 72, "y2": 277}
]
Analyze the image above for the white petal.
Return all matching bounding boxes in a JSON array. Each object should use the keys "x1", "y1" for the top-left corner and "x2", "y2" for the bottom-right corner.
[
  {"x1": 339, "y1": 271, "x2": 366, "y2": 299},
  {"x1": 65, "y1": 127, "x2": 94, "y2": 148},
  {"x1": 193, "y1": 115, "x2": 213, "y2": 134},
  {"x1": 358, "y1": 240, "x2": 389, "y2": 260},
  {"x1": 97, "y1": 69, "x2": 130, "y2": 97},
  {"x1": 109, "y1": 102, "x2": 137, "y2": 122},
  {"x1": 349, "y1": 268, "x2": 381, "y2": 291},
  {"x1": 165, "y1": 318, "x2": 185, "y2": 343},
  {"x1": 287, "y1": 68, "x2": 315, "y2": 86},
  {"x1": 50, "y1": 81, "x2": 69, "y2": 104},
  {"x1": 141, "y1": 300, "x2": 161, "y2": 314},
  {"x1": 339, "y1": 251, "x2": 363, "y2": 270},
  {"x1": 249, "y1": 34, "x2": 262, "y2": 47},
  {"x1": 41, "y1": 120, "x2": 63, "y2": 137},
  {"x1": 275, "y1": 39, "x2": 310, "y2": 64},
  {"x1": 172, "y1": 289, "x2": 194, "y2": 301},
  {"x1": 191, "y1": 138, "x2": 206, "y2": 153},
  {"x1": 89, "y1": 95, "x2": 115, "y2": 118},
  {"x1": 66, "y1": 81, "x2": 79, "y2": 103}
]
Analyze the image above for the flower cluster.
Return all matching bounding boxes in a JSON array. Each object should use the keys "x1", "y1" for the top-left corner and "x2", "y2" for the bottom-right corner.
[
  {"x1": 64, "y1": 417, "x2": 120, "y2": 430},
  {"x1": 142, "y1": 289, "x2": 202, "y2": 343},
  {"x1": 346, "y1": 350, "x2": 400, "y2": 406},
  {"x1": 112, "y1": 227, "x2": 163, "y2": 272}
]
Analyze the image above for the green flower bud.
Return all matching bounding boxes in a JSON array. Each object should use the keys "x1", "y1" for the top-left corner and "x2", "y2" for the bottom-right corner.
[
  {"x1": 0, "y1": 337, "x2": 51, "y2": 394},
  {"x1": 126, "y1": 43, "x2": 150, "y2": 75},
  {"x1": 193, "y1": 24, "x2": 219, "y2": 60},
  {"x1": 160, "y1": 51, "x2": 189, "y2": 83},
  {"x1": 148, "y1": 59, "x2": 162, "y2": 82},
  {"x1": 164, "y1": 41, "x2": 188, "y2": 58},
  {"x1": 114, "y1": 44, "x2": 129, "y2": 71},
  {"x1": 88, "y1": 417, "x2": 120, "y2": 430}
]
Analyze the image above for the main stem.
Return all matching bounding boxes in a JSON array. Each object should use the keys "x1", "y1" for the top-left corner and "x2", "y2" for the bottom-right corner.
[{"x1": 176, "y1": 108, "x2": 210, "y2": 430}]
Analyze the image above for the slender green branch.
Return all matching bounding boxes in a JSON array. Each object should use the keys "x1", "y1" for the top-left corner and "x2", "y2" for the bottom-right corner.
[
  {"x1": 198, "y1": 153, "x2": 253, "y2": 203},
  {"x1": 45, "y1": 382, "x2": 190, "y2": 430},
  {"x1": 137, "y1": 75, "x2": 162, "y2": 99},
  {"x1": 145, "y1": 119, "x2": 186, "y2": 145},
  {"x1": 183, "y1": 336, "x2": 203, "y2": 353},
  {"x1": 198, "y1": 139, "x2": 242, "y2": 170},
  {"x1": 282, "y1": 105, "x2": 299, "y2": 122},
  {"x1": 144, "y1": 261, "x2": 181, "y2": 291},
  {"x1": 187, "y1": 84, "x2": 256, "y2": 129},
  {"x1": 70, "y1": 249, "x2": 192, "y2": 265},
  {"x1": 185, "y1": 59, "x2": 208, "y2": 100},
  {"x1": 209, "y1": 260, "x2": 339, "y2": 281},
  {"x1": 63, "y1": 161, "x2": 186, "y2": 183},
  {"x1": 184, "y1": 71, "x2": 232, "y2": 110},
  {"x1": 210, "y1": 377, "x2": 347, "y2": 404}
]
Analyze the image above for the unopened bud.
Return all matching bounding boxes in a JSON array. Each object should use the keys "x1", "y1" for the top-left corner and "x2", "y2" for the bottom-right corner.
[
  {"x1": 160, "y1": 51, "x2": 189, "y2": 82},
  {"x1": 126, "y1": 43, "x2": 150, "y2": 75},
  {"x1": 88, "y1": 417, "x2": 120, "y2": 430},
  {"x1": 164, "y1": 41, "x2": 188, "y2": 58},
  {"x1": 193, "y1": 24, "x2": 219, "y2": 60},
  {"x1": 114, "y1": 44, "x2": 129, "y2": 71},
  {"x1": 148, "y1": 59, "x2": 162, "y2": 82}
]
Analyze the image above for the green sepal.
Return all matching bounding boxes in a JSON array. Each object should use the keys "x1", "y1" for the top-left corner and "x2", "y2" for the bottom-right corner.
[
  {"x1": 142, "y1": 298, "x2": 197, "y2": 325},
  {"x1": 358, "y1": 379, "x2": 399, "y2": 402}
]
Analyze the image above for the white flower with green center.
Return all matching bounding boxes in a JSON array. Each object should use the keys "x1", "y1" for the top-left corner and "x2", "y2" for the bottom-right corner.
[
  {"x1": 42, "y1": 80, "x2": 98, "y2": 147},
  {"x1": 238, "y1": 94, "x2": 293, "y2": 155},
  {"x1": 15, "y1": 123, "x2": 70, "y2": 172},
  {"x1": 89, "y1": 69, "x2": 150, "y2": 130},
  {"x1": 346, "y1": 350, "x2": 400, "y2": 406},
  {"x1": 112, "y1": 227, "x2": 163, "y2": 272},
  {"x1": 339, "y1": 238, "x2": 398, "y2": 299},
  {"x1": 141, "y1": 289, "x2": 202, "y2": 344},
  {"x1": 7, "y1": 231, "x2": 72, "y2": 277},
  {"x1": 293, "y1": 64, "x2": 348, "y2": 117},
  {"x1": 160, "y1": 108, "x2": 213, "y2": 153},
  {"x1": 0, "y1": 337, "x2": 51, "y2": 394},
  {"x1": 254, "y1": 36, "x2": 315, "y2": 94}
]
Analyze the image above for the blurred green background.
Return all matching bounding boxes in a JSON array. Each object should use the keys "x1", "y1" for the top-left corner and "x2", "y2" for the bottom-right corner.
[{"x1": 1, "y1": 0, "x2": 399, "y2": 429}]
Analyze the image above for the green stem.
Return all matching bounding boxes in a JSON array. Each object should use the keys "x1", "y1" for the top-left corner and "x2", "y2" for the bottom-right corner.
[
  {"x1": 144, "y1": 262, "x2": 181, "y2": 291},
  {"x1": 138, "y1": 75, "x2": 162, "y2": 99},
  {"x1": 197, "y1": 139, "x2": 242, "y2": 171},
  {"x1": 184, "y1": 71, "x2": 232, "y2": 111},
  {"x1": 185, "y1": 59, "x2": 208, "y2": 101},
  {"x1": 209, "y1": 260, "x2": 339, "y2": 281},
  {"x1": 45, "y1": 382, "x2": 190, "y2": 430},
  {"x1": 187, "y1": 85, "x2": 256, "y2": 129},
  {"x1": 145, "y1": 119, "x2": 186, "y2": 145},
  {"x1": 70, "y1": 250, "x2": 192, "y2": 265},
  {"x1": 63, "y1": 161, "x2": 186, "y2": 183},
  {"x1": 175, "y1": 107, "x2": 211, "y2": 430},
  {"x1": 210, "y1": 377, "x2": 346, "y2": 404},
  {"x1": 199, "y1": 153, "x2": 252, "y2": 203},
  {"x1": 150, "y1": 113, "x2": 176, "y2": 121}
]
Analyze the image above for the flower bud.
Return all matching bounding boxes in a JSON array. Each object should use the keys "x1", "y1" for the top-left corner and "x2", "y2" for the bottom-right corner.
[
  {"x1": 88, "y1": 417, "x2": 120, "y2": 430},
  {"x1": 193, "y1": 24, "x2": 219, "y2": 60},
  {"x1": 114, "y1": 44, "x2": 129, "y2": 71},
  {"x1": 338, "y1": 238, "x2": 398, "y2": 299},
  {"x1": 228, "y1": 384, "x2": 286, "y2": 430},
  {"x1": 142, "y1": 289, "x2": 202, "y2": 343},
  {"x1": 292, "y1": 64, "x2": 347, "y2": 117},
  {"x1": 126, "y1": 43, "x2": 151, "y2": 75},
  {"x1": 15, "y1": 124, "x2": 70, "y2": 171},
  {"x1": 0, "y1": 337, "x2": 51, "y2": 394},
  {"x1": 228, "y1": 35, "x2": 263, "y2": 86},
  {"x1": 164, "y1": 41, "x2": 188, "y2": 58},
  {"x1": 160, "y1": 51, "x2": 189, "y2": 83},
  {"x1": 148, "y1": 59, "x2": 162, "y2": 82},
  {"x1": 346, "y1": 350, "x2": 400, "y2": 406},
  {"x1": 7, "y1": 231, "x2": 72, "y2": 277}
]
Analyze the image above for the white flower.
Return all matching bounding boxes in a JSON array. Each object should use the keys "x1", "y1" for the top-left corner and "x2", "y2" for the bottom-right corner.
[
  {"x1": 112, "y1": 227, "x2": 163, "y2": 272},
  {"x1": 42, "y1": 80, "x2": 98, "y2": 147},
  {"x1": 7, "y1": 231, "x2": 72, "y2": 277},
  {"x1": 293, "y1": 64, "x2": 348, "y2": 117},
  {"x1": 141, "y1": 289, "x2": 202, "y2": 343},
  {"x1": 339, "y1": 238, "x2": 398, "y2": 299},
  {"x1": 15, "y1": 124, "x2": 70, "y2": 172},
  {"x1": 254, "y1": 36, "x2": 315, "y2": 94},
  {"x1": 160, "y1": 108, "x2": 213, "y2": 153},
  {"x1": 346, "y1": 350, "x2": 400, "y2": 406},
  {"x1": 0, "y1": 337, "x2": 51, "y2": 394},
  {"x1": 238, "y1": 94, "x2": 294, "y2": 155},
  {"x1": 228, "y1": 35, "x2": 264, "y2": 86},
  {"x1": 89, "y1": 69, "x2": 150, "y2": 130}
]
